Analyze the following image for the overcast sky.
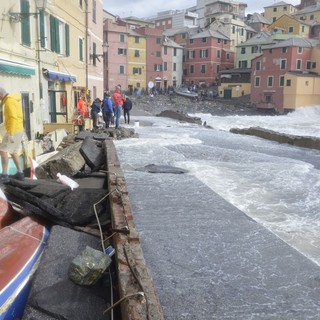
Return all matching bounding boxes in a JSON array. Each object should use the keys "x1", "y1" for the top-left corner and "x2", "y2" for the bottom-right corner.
[{"x1": 103, "y1": 0, "x2": 301, "y2": 18}]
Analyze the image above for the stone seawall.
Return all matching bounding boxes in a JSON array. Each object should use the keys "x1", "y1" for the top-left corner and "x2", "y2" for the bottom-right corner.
[
  {"x1": 230, "y1": 127, "x2": 320, "y2": 150},
  {"x1": 105, "y1": 140, "x2": 164, "y2": 320}
]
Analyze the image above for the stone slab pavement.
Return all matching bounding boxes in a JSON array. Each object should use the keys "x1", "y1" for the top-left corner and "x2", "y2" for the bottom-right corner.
[{"x1": 119, "y1": 168, "x2": 320, "y2": 320}]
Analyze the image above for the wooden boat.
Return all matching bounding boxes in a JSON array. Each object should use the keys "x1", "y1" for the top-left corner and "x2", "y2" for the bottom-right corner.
[
  {"x1": 0, "y1": 189, "x2": 19, "y2": 229},
  {"x1": 0, "y1": 216, "x2": 49, "y2": 320}
]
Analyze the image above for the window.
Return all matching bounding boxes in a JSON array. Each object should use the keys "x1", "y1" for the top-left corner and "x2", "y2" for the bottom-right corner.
[
  {"x1": 201, "y1": 37, "x2": 207, "y2": 43},
  {"x1": 310, "y1": 14, "x2": 314, "y2": 20},
  {"x1": 79, "y1": 37, "x2": 84, "y2": 61},
  {"x1": 50, "y1": 15, "x2": 69, "y2": 55},
  {"x1": 306, "y1": 61, "x2": 312, "y2": 69},
  {"x1": 173, "y1": 62, "x2": 176, "y2": 71},
  {"x1": 190, "y1": 65, "x2": 194, "y2": 73},
  {"x1": 273, "y1": 17, "x2": 276, "y2": 22},
  {"x1": 118, "y1": 48, "x2": 127, "y2": 55},
  {"x1": 200, "y1": 64, "x2": 206, "y2": 73},
  {"x1": 256, "y1": 61, "x2": 261, "y2": 70},
  {"x1": 241, "y1": 47, "x2": 246, "y2": 54},
  {"x1": 282, "y1": 47, "x2": 287, "y2": 53},
  {"x1": 273, "y1": 7, "x2": 277, "y2": 12},
  {"x1": 216, "y1": 64, "x2": 220, "y2": 73},
  {"x1": 302, "y1": 26, "x2": 305, "y2": 32},
  {"x1": 92, "y1": 0, "x2": 96, "y2": 23},
  {"x1": 226, "y1": 53, "x2": 230, "y2": 60},
  {"x1": 267, "y1": 76, "x2": 273, "y2": 87},
  {"x1": 174, "y1": 48, "x2": 177, "y2": 56},
  {"x1": 156, "y1": 51, "x2": 161, "y2": 57},
  {"x1": 280, "y1": 59, "x2": 287, "y2": 70},
  {"x1": 189, "y1": 39, "x2": 194, "y2": 44},
  {"x1": 286, "y1": 79, "x2": 291, "y2": 86},
  {"x1": 255, "y1": 76, "x2": 260, "y2": 87},
  {"x1": 252, "y1": 46, "x2": 259, "y2": 53},
  {"x1": 232, "y1": 26, "x2": 235, "y2": 33},
  {"x1": 120, "y1": 34, "x2": 125, "y2": 42},
  {"x1": 134, "y1": 50, "x2": 140, "y2": 57},
  {"x1": 154, "y1": 64, "x2": 163, "y2": 71},
  {"x1": 279, "y1": 75, "x2": 285, "y2": 87},
  {"x1": 200, "y1": 49, "x2": 208, "y2": 58},
  {"x1": 296, "y1": 59, "x2": 302, "y2": 69},
  {"x1": 188, "y1": 50, "x2": 195, "y2": 59},
  {"x1": 218, "y1": 38, "x2": 221, "y2": 43},
  {"x1": 156, "y1": 37, "x2": 161, "y2": 44},
  {"x1": 164, "y1": 62, "x2": 167, "y2": 71},
  {"x1": 135, "y1": 36, "x2": 139, "y2": 43},
  {"x1": 217, "y1": 50, "x2": 221, "y2": 58},
  {"x1": 164, "y1": 47, "x2": 167, "y2": 55},
  {"x1": 133, "y1": 67, "x2": 142, "y2": 74},
  {"x1": 298, "y1": 47, "x2": 303, "y2": 53},
  {"x1": 288, "y1": 26, "x2": 294, "y2": 33},
  {"x1": 182, "y1": 33, "x2": 186, "y2": 39},
  {"x1": 265, "y1": 94, "x2": 272, "y2": 103},
  {"x1": 284, "y1": 6, "x2": 287, "y2": 11},
  {"x1": 119, "y1": 65, "x2": 125, "y2": 74},
  {"x1": 239, "y1": 60, "x2": 248, "y2": 68}
]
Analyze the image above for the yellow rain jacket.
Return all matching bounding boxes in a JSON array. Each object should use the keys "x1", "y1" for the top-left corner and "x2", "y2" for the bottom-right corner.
[{"x1": 1, "y1": 94, "x2": 24, "y2": 136}]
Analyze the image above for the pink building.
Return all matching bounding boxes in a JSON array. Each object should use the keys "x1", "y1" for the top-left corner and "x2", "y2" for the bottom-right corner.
[
  {"x1": 104, "y1": 19, "x2": 129, "y2": 91},
  {"x1": 136, "y1": 27, "x2": 165, "y2": 92},
  {"x1": 251, "y1": 38, "x2": 318, "y2": 112},
  {"x1": 184, "y1": 29, "x2": 234, "y2": 87}
]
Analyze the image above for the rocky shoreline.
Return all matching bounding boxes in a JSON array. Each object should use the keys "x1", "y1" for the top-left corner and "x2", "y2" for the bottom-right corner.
[{"x1": 129, "y1": 93, "x2": 271, "y2": 117}]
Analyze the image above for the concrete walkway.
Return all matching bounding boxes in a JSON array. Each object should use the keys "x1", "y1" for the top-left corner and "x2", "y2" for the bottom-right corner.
[{"x1": 117, "y1": 152, "x2": 320, "y2": 319}]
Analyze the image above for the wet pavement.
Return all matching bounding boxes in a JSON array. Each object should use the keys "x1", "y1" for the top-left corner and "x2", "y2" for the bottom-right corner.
[{"x1": 115, "y1": 118, "x2": 320, "y2": 320}]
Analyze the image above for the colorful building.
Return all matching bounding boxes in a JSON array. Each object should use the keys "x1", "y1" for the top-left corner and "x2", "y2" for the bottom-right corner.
[{"x1": 250, "y1": 37, "x2": 320, "y2": 112}]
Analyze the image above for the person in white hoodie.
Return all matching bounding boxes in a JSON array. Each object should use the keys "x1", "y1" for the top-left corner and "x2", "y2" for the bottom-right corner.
[{"x1": 0, "y1": 87, "x2": 25, "y2": 181}]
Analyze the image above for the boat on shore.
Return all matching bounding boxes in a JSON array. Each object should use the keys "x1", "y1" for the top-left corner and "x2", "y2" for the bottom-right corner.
[
  {"x1": 174, "y1": 88, "x2": 198, "y2": 99},
  {"x1": 0, "y1": 215, "x2": 49, "y2": 320}
]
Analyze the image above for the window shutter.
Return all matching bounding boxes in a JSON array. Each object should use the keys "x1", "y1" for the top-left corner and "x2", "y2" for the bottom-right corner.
[
  {"x1": 65, "y1": 24, "x2": 70, "y2": 56},
  {"x1": 21, "y1": 0, "x2": 31, "y2": 46},
  {"x1": 50, "y1": 15, "x2": 56, "y2": 52},
  {"x1": 79, "y1": 38, "x2": 83, "y2": 61},
  {"x1": 39, "y1": 10, "x2": 45, "y2": 48}
]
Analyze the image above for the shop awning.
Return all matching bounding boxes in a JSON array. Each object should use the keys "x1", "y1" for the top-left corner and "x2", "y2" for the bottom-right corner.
[
  {"x1": 0, "y1": 59, "x2": 35, "y2": 76},
  {"x1": 43, "y1": 68, "x2": 76, "y2": 82}
]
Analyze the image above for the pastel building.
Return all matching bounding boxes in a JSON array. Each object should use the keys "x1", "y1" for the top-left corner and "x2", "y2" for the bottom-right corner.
[{"x1": 251, "y1": 37, "x2": 320, "y2": 112}]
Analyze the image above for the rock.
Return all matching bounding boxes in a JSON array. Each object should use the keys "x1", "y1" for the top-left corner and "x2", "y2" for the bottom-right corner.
[{"x1": 68, "y1": 246, "x2": 112, "y2": 286}]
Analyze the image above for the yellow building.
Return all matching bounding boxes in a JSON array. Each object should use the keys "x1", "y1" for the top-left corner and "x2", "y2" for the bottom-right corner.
[
  {"x1": 292, "y1": 4, "x2": 320, "y2": 24},
  {"x1": 268, "y1": 14, "x2": 311, "y2": 37},
  {"x1": 263, "y1": 2, "x2": 297, "y2": 23},
  {"x1": 127, "y1": 30, "x2": 147, "y2": 94},
  {"x1": 283, "y1": 48, "x2": 320, "y2": 109}
]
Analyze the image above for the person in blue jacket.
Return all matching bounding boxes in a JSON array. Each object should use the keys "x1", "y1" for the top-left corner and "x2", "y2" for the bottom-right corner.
[{"x1": 102, "y1": 91, "x2": 114, "y2": 128}]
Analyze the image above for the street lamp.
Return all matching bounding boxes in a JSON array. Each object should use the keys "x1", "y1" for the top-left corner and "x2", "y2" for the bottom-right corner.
[
  {"x1": 90, "y1": 42, "x2": 109, "y2": 62},
  {"x1": 9, "y1": 0, "x2": 48, "y2": 22}
]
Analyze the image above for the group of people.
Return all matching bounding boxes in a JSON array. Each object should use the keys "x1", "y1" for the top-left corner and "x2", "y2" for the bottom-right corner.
[{"x1": 77, "y1": 85, "x2": 133, "y2": 130}]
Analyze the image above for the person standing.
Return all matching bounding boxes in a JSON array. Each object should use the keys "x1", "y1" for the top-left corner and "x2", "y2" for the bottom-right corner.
[
  {"x1": 0, "y1": 87, "x2": 25, "y2": 180},
  {"x1": 102, "y1": 91, "x2": 114, "y2": 128},
  {"x1": 90, "y1": 97, "x2": 101, "y2": 129},
  {"x1": 122, "y1": 95, "x2": 133, "y2": 124},
  {"x1": 77, "y1": 96, "x2": 88, "y2": 118},
  {"x1": 112, "y1": 85, "x2": 123, "y2": 128}
]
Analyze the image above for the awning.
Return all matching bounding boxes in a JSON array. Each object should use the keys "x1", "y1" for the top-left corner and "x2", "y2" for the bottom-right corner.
[
  {"x1": 42, "y1": 68, "x2": 76, "y2": 82},
  {"x1": 0, "y1": 59, "x2": 35, "y2": 76}
]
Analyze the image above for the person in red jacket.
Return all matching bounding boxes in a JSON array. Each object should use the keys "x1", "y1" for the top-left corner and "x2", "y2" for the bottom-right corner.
[
  {"x1": 112, "y1": 85, "x2": 123, "y2": 128},
  {"x1": 0, "y1": 87, "x2": 25, "y2": 181}
]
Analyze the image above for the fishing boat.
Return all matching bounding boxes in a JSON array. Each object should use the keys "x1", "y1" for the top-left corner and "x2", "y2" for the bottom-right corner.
[
  {"x1": 0, "y1": 215, "x2": 49, "y2": 320},
  {"x1": 174, "y1": 88, "x2": 198, "y2": 99}
]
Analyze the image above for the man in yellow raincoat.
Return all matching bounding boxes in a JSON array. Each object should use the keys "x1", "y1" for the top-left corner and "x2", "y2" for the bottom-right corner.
[{"x1": 0, "y1": 87, "x2": 25, "y2": 180}]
